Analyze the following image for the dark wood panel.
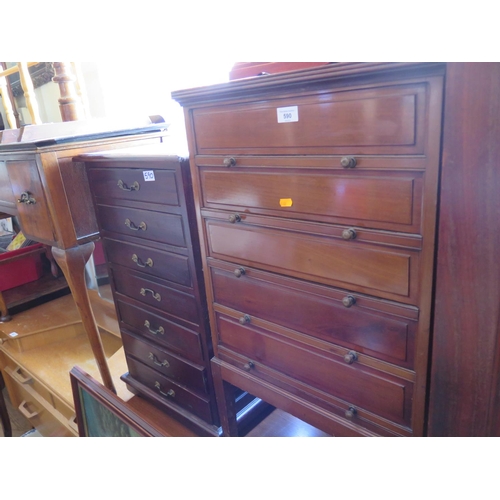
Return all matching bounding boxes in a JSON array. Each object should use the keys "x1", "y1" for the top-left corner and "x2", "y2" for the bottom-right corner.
[
  {"x1": 216, "y1": 314, "x2": 413, "y2": 425},
  {"x1": 428, "y1": 62, "x2": 500, "y2": 437},
  {"x1": 201, "y1": 169, "x2": 423, "y2": 233},
  {"x1": 193, "y1": 83, "x2": 426, "y2": 155},
  {"x1": 87, "y1": 167, "x2": 180, "y2": 206},
  {"x1": 126, "y1": 357, "x2": 214, "y2": 423},
  {"x1": 205, "y1": 218, "x2": 419, "y2": 303},
  {"x1": 96, "y1": 204, "x2": 186, "y2": 247},
  {"x1": 115, "y1": 298, "x2": 204, "y2": 363},
  {"x1": 103, "y1": 237, "x2": 192, "y2": 287},
  {"x1": 121, "y1": 331, "x2": 208, "y2": 395},
  {"x1": 111, "y1": 266, "x2": 199, "y2": 326},
  {"x1": 210, "y1": 264, "x2": 417, "y2": 366},
  {"x1": 5, "y1": 160, "x2": 56, "y2": 243}
]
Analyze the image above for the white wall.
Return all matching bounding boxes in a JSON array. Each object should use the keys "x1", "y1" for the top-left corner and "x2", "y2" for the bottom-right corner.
[{"x1": 1, "y1": 60, "x2": 235, "y2": 148}]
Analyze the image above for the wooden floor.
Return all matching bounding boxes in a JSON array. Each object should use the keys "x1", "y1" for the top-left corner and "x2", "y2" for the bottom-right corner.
[{"x1": 0, "y1": 287, "x2": 331, "y2": 438}]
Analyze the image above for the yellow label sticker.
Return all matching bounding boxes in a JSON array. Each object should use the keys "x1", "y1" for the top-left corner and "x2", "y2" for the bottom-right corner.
[{"x1": 279, "y1": 198, "x2": 293, "y2": 207}]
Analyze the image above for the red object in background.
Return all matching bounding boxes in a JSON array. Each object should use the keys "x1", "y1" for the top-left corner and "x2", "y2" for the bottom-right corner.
[
  {"x1": 229, "y1": 62, "x2": 330, "y2": 80},
  {"x1": 0, "y1": 243, "x2": 44, "y2": 291}
]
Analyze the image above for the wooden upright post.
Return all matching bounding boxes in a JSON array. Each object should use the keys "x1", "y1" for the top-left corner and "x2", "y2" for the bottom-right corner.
[{"x1": 52, "y1": 62, "x2": 85, "y2": 122}]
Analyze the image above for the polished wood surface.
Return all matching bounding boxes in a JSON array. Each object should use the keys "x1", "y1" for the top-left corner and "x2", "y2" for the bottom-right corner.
[
  {"x1": 209, "y1": 262, "x2": 417, "y2": 368},
  {"x1": 81, "y1": 149, "x2": 221, "y2": 434},
  {"x1": 173, "y1": 62, "x2": 445, "y2": 437},
  {"x1": 0, "y1": 119, "x2": 167, "y2": 392},
  {"x1": 427, "y1": 63, "x2": 500, "y2": 436}
]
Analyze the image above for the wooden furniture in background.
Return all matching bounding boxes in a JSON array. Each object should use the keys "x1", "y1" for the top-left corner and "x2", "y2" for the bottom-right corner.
[
  {"x1": 80, "y1": 145, "x2": 271, "y2": 436},
  {"x1": 172, "y1": 62, "x2": 445, "y2": 437},
  {"x1": 0, "y1": 118, "x2": 167, "y2": 393}
]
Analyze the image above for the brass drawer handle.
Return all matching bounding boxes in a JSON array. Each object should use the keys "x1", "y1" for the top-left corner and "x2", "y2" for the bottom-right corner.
[
  {"x1": 17, "y1": 191, "x2": 36, "y2": 205},
  {"x1": 155, "y1": 381, "x2": 175, "y2": 398},
  {"x1": 342, "y1": 295, "x2": 356, "y2": 308},
  {"x1": 223, "y1": 157, "x2": 236, "y2": 167},
  {"x1": 343, "y1": 350, "x2": 358, "y2": 364},
  {"x1": 148, "y1": 352, "x2": 170, "y2": 368},
  {"x1": 229, "y1": 214, "x2": 241, "y2": 223},
  {"x1": 345, "y1": 406, "x2": 357, "y2": 419},
  {"x1": 125, "y1": 218, "x2": 147, "y2": 231},
  {"x1": 144, "y1": 320, "x2": 164, "y2": 335},
  {"x1": 140, "y1": 288, "x2": 161, "y2": 301},
  {"x1": 132, "y1": 254, "x2": 153, "y2": 268},
  {"x1": 239, "y1": 314, "x2": 251, "y2": 325},
  {"x1": 117, "y1": 179, "x2": 140, "y2": 191},
  {"x1": 341, "y1": 228, "x2": 357, "y2": 240},
  {"x1": 340, "y1": 156, "x2": 357, "y2": 169},
  {"x1": 234, "y1": 267, "x2": 246, "y2": 278},
  {"x1": 243, "y1": 361, "x2": 255, "y2": 371}
]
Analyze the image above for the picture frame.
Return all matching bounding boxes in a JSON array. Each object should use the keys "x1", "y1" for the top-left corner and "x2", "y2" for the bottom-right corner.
[{"x1": 70, "y1": 366, "x2": 163, "y2": 437}]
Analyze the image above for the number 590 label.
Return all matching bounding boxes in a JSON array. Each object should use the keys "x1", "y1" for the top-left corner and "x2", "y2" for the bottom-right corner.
[
  {"x1": 277, "y1": 106, "x2": 299, "y2": 123},
  {"x1": 143, "y1": 170, "x2": 155, "y2": 181}
]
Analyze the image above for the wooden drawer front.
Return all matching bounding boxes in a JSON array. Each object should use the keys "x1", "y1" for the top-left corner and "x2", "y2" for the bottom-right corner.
[
  {"x1": 210, "y1": 264, "x2": 417, "y2": 367},
  {"x1": 193, "y1": 83, "x2": 427, "y2": 155},
  {"x1": 205, "y1": 219, "x2": 419, "y2": 303},
  {"x1": 115, "y1": 299, "x2": 204, "y2": 363},
  {"x1": 0, "y1": 161, "x2": 17, "y2": 213},
  {"x1": 5, "y1": 160, "x2": 56, "y2": 243},
  {"x1": 126, "y1": 357, "x2": 213, "y2": 423},
  {"x1": 97, "y1": 204, "x2": 186, "y2": 247},
  {"x1": 87, "y1": 167, "x2": 179, "y2": 206},
  {"x1": 216, "y1": 314, "x2": 413, "y2": 426},
  {"x1": 122, "y1": 331, "x2": 208, "y2": 394},
  {"x1": 111, "y1": 266, "x2": 199, "y2": 324},
  {"x1": 200, "y1": 169, "x2": 423, "y2": 233},
  {"x1": 103, "y1": 237, "x2": 192, "y2": 287},
  {"x1": 3, "y1": 365, "x2": 76, "y2": 437}
]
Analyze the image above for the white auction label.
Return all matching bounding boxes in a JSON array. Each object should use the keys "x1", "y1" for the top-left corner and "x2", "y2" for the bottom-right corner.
[
  {"x1": 277, "y1": 106, "x2": 299, "y2": 123},
  {"x1": 143, "y1": 170, "x2": 155, "y2": 181}
]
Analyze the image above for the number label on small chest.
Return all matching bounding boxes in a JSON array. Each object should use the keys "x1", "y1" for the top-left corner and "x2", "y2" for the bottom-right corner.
[
  {"x1": 143, "y1": 170, "x2": 155, "y2": 181},
  {"x1": 277, "y1": 106, "x2": 299, "y2": 123}
]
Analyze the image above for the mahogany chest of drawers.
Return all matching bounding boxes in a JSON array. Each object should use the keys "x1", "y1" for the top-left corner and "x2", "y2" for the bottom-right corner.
[
  {"x1": 81, "y1": 146, "x2": 221, "y2": 435},
  {"x1": 172, "y1": 62, "x2": 446, "y2": 436}
]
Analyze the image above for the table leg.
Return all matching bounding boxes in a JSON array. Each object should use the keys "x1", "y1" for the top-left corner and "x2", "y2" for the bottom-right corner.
[{"x1": 52, "y1": 242, "x2": 116, "y2": 394}]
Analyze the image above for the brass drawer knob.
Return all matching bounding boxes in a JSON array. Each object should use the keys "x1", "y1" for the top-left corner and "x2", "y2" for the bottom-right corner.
[
  {"x1": 342, "y1": 295, "x2": 356, "y2": 308},
  {"x1": 234, "y1": 267, "x2": 246, "y2": 278},
  {"x1": 155, "y1": 381, "x2": 175, "y2": 398},
  {"x1": 343, "y1": 350, "x2": 358, "y2": 364},
  {"x1": 117, "y1": 179, "x2": 140, "y2": 191},
  {"x1": 17, "y1": 191, "x2": 36, "y2": 205},
  {"x1": 239, "y1": 314, "x2": 251, "y2": 325},
  {"x1": 144, "y1": 320, "x2": 164, "y2": 335},
  {"x1": 341, "y1": 228, "x2": 357, "y2": 240},
  {"x1": 340, "y1": 156, "x2": 357, "y2": 169},
  {"x1": 243, "y1": 361, "x2": 255, "y2": 371},
  {"x1": 345, "y1": 406, "x2": 357, "y2": 419},
  {"x1": 223, "y1": 157, "x2": 236, "y2": 167},
  {"x1": 125, "y1": 218, "x2": 147, "y2": 231},
  {"x1": 229, "y1": 213, "x2": 241, "y2": 223},
  {"x1": 132, "y1": 254, "x2": 153, "y2": 268}
]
